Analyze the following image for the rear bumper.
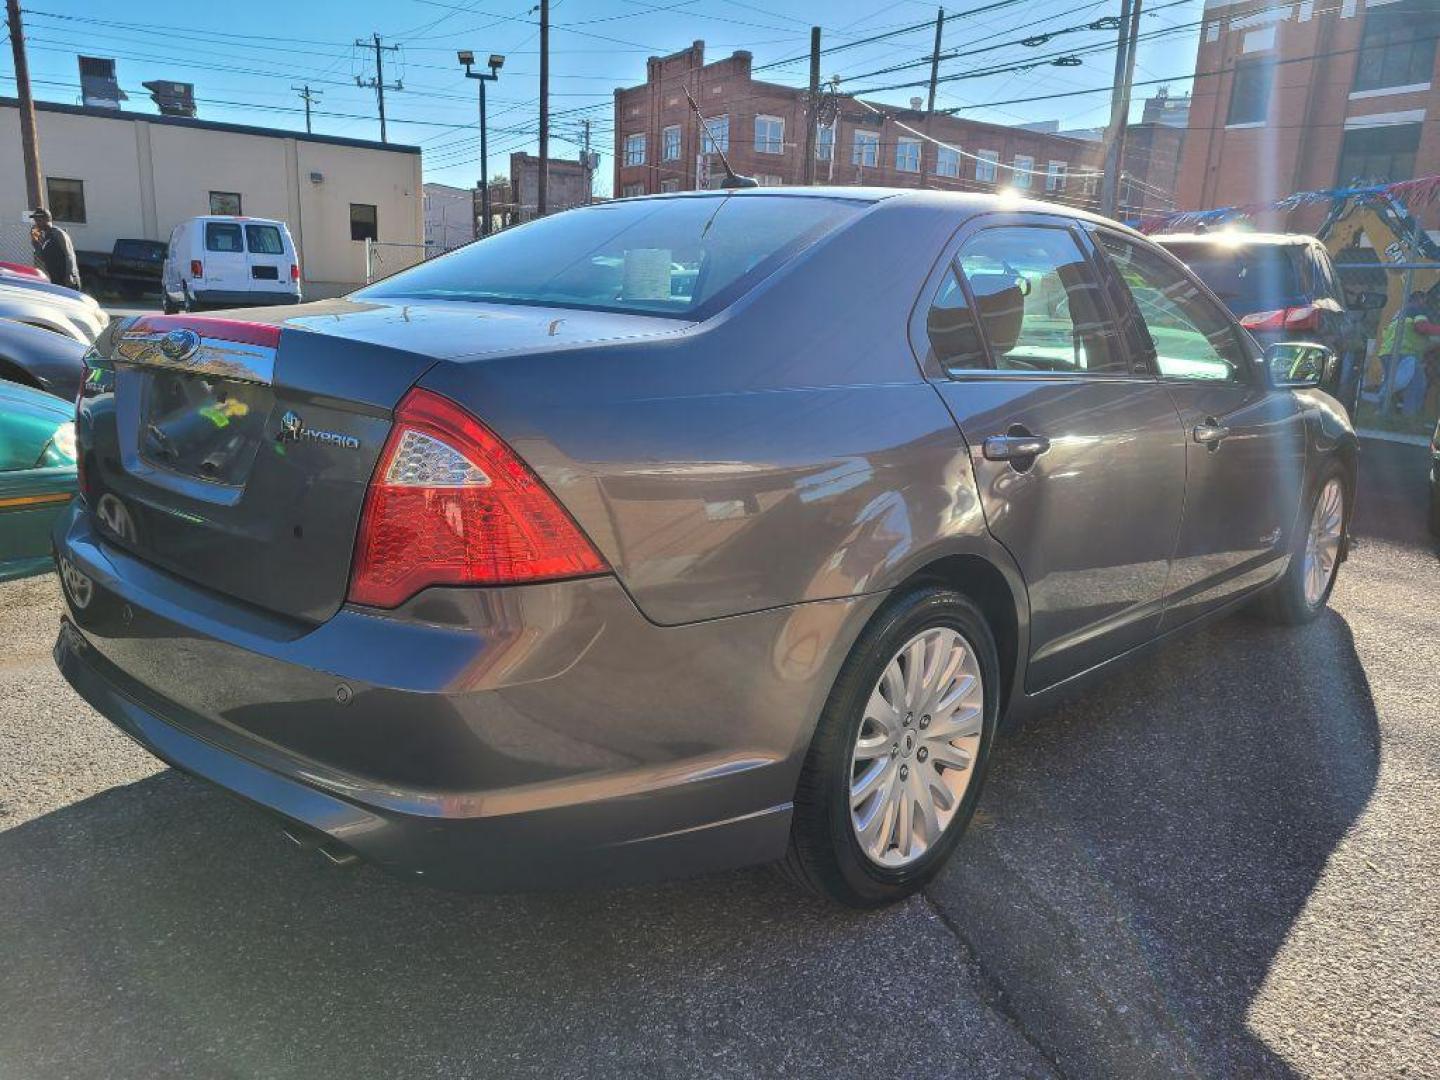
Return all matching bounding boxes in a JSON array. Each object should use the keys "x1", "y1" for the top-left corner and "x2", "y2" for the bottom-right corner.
[
  {"x1": 51, "y1": 503, "x2": 875, "y2": 889},
  {"x1": 193, "y1": 288, "x2": 301, "y2": 306}
]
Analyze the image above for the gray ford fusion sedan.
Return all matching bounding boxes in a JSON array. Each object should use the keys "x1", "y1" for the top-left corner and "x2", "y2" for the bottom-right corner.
[{"x1": 53, "y1": 190, "x2": 1356, "y2": 907}]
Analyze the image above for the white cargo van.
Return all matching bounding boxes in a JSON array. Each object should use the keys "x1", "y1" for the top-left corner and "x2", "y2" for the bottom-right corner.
[{"x1": 161, "y1": 216, "x2": 301, "y2": 312}]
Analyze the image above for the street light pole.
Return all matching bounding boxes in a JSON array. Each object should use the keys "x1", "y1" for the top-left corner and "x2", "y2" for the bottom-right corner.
[{"x1": 460, "y1": 52, "x2": 504, "y2": 237}]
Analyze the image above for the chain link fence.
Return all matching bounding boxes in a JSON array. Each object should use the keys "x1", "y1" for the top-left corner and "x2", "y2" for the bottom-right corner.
[
  {"x1": 1335, "y1": 260, "x2": 1440, "y2": 441},
  {"x1": 363, "y1": 239, "x2": 469, "y2": 285},
  {"x1": 0, "y1": 217, "x2": 38, "y2": 269}
]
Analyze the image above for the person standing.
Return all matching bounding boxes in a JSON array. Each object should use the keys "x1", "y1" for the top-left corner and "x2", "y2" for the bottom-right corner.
[
  {"x1": 29, "y1": 207, "x2": 81, "y2": 291},
  {"x1": 1378, "y1": 291, "x2": 1440, "y2": 417}
]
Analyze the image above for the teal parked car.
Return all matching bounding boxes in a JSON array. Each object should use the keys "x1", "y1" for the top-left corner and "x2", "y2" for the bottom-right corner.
[{"x1": 0, "y1": 377, "x2": 77, "y2": 581}]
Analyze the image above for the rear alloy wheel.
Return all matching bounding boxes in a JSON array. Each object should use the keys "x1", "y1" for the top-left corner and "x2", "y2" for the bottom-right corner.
[
  {"x1": 1263, "y1": 467, "x2": 1347, "y2": 624},
  {"x1": 783, "y1": 588, "x2": 999, "y2": 907}
]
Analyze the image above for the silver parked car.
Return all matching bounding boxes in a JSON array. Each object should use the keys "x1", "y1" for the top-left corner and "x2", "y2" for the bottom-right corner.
[
  {"x1": 0, "y1": 279, "x2": 108, "y2": 343},
  {"x1": 53, "y1": 190, "x2": 1355, "y2": 907}
]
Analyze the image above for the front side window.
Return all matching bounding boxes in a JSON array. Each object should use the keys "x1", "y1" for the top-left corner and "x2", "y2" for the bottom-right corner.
[
  {"x1": 755, "y1": 115, "x2": 784, "y2": 154},
  {"x1": 935, "y1": 146, "x2": 960, "y2": 178},
  {"x1": 816, "y1": 122, "x2": 835, "y2": 161},
  {"x1": 209, "y1": 191, "x2": 242, "y2": 215},
  {"x1": 1046, "y1": 161, "x2": 1066, "y2": 192},
  {"x1": 624, "y1": 133, "x2": 646, "y2": 166},
  {"x1": 1337, "y1": 122, "x2": 1420, "y2": 184},
  {"x1": 350, "y1": 203, "x2": 378, "y2": 242},
  {"x1": 45, "y1": 178, "x2": 85, "y2": 223},
  {"x1": 1228, "y1": 60, "x2": 1274, "y2": 124},
  {"x1": 939, "y1": 225, "x2": 1124, "y2": 374},
  {"x1": 1353, "y1": 3, "x2": 1437, "y2": 92},
  {"x1": 702, "y1": 115, "x2": 729, "y2": 154},
  {"x1": 357, "y1": 194, "x2": 863, "y2": 321},
  {"x1": 205, "y1": 221, "x2": 243, "y2": 252},
  {"x1": 852, "y1": 130, "x2": 879, "y2": 168},
  {"x1": 1013, "y1": 155, "x2": 1034, "y2": 189},
  {"x1": 976, "y1": 150, "x2": 999, "y2": 183},
  {"x1": 1097, "y1": 232, "x2": 1248, "y2": 382},
  {"x1": 662, "y1": 125, "x2": 681, "y2": 162}
]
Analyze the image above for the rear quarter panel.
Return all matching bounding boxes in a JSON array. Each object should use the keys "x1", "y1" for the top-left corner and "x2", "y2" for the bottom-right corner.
[{"x1": 417, "y1": 199, "x2": 1015, "y2": 626}]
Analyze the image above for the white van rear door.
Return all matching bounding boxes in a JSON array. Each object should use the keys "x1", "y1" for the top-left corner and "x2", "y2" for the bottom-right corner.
[
  {"x1": 202, "y1": 221, "x2": 247, "y2": 290},
  {"x1": 242, "y1": 222, "x2": 293, "y2": 295}
]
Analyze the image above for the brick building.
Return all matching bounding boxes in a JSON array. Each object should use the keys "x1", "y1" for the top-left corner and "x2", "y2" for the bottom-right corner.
[
  {"x1": 1177, "y1": 0, "x2": 1438, "y2": 231},
  {"x1": 613, "y1": 42, "x2": 1108, "y2": 210}
]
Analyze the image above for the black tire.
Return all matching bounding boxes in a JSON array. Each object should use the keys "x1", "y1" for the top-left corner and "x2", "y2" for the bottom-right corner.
[
  {"x1": 162, "y1": 293, "x2": 178, "y2": 315},
  {"x1": 782, "y1": 587, "x2": 1001, "y2": 908},
  {"x1": 1261, "y1": 463, "x2": 1349, "y2": 625}
]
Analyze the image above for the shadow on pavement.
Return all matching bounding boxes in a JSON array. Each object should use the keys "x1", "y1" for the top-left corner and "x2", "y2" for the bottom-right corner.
[{"x1": 932, "y1": 610, "x2": 1379, "y2": 1078}]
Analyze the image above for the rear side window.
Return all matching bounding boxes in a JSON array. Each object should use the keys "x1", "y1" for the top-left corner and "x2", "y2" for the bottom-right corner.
[
  {"x1": 1098, "y1": 233, "x2": 1249, "y2": 383},
  {"x1": 245, "y1": 224, "x2": 286, "y2": 255},
  {"x1": 930, "y1": 225, "x2": 1125, "y2": 374},
  {"x1": 205, "y1": 222, "x2": 243, "y2": 253},
  {"x1": 357, "y1": 195, "x2": 863, "y2": 320},
  {"x1": 1156, "y1": 241, "x2": 1301, "y2": 316}
]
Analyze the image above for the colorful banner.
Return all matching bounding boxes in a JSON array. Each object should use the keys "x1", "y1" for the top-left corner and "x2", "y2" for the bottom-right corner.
[{"x1": 1131, "y1": 174, "x2": 1440, "y2": 234}]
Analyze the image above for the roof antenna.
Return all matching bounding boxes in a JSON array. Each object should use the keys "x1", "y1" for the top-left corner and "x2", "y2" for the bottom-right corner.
[{"x1": 684, "y1": 86, "x2": 757, "y2": 189}]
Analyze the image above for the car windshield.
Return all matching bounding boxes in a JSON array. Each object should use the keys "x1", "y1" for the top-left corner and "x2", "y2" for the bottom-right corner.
[
  {"x1": 355, "y1": 195, "x2": 864, "y2": 319},
  {"x1": 1157, "y1": 242, "x2": 1301, "y2": 315}
]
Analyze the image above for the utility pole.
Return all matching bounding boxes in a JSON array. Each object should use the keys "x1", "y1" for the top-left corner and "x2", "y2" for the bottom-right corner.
[
  {"x1": 581, "y1": 118, "x2": 593, "y2": 204},
  {"x1": 803, "y1": 27, "x2": 821, "y2": 185},
  {"x1": 538, "y1": 0, "x2": 550, "y2": 216},
  {"x1": 927, "y1": 8, "x2": 945, "y2": 115},
  {"x1": 460, "y1": 51, "x2": 503, "y2": 236},
  {"x1": 6, "y1": 0, "x2": 44, "y2": 211},
  {"x1": 355, "y1": 33, "x2": 401, "y2": 143},
  {"x1": 1099, "y1": 0, "x2": 1142, "y2": 218},
  {"x1": 292, "y1": 84, "x2": 322, "y2": 134}
]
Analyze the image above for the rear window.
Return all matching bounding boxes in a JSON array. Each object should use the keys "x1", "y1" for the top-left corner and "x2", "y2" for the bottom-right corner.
[
  {"x1": 205, "y1": 222, "x2": 243, "y2": 253},
  {"x1": 355, "y1": 195, "x2": 864, "y2": 319},
  {"x1": 245, "y1": 224, "x2": 286, "y2": 255},
  {"x1": 1156, "y1": 241, "x2": 1302, "y2": 315}
]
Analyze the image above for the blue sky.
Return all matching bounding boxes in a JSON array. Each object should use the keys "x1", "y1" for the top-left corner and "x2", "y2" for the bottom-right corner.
[{"x1": 4, "y1": 1, "x2": 1203, "y2": 196}]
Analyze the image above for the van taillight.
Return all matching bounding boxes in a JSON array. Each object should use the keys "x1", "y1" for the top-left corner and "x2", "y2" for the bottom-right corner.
[
  {"x1": 290, "y1": 263, "x2": 300, "y2": 281},
  {"x1": 347, "y1": 389, "x2": 607, "y2": 608},
  {"x1": 190, "y1": 259, "x2": 203, "y2": 278}
]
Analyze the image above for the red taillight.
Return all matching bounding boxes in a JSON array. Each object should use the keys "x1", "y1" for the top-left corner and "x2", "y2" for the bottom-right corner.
[
  {"x1": 347, "y1": 388, "x2": 607, "y2": 608},
  {"x1": 1240, "y1": 306, "x2": 1319, "y2": 333},
  {"x1": 190, "y1": 259, "x2": 203, "y2": 278},
  {"x1": 290, "y1": 262, "x2": 300, "y2": 281}
]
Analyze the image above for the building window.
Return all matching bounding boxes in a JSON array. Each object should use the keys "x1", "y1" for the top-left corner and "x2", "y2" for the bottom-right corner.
[
  {"x1": 1227, "y1": 59, "x2": 1274, "y2": 124},
  {"x1": 622, "y1": 182, "x2": 645, "y2": 197},
  {"x1": 756, "y1": 174, "x2": 784, "y2": 186},
  {"x1": 852, "y1": 129, "x2": 879, "y2": 168},
  {"x1": 935, "y1": 146, "x2": 960, "y2": 178},
  {"x1": 1045, "y1": 161, "x2": 1067, "y2": 192},
  {"x1": 662, "y1": 125, "x2": 681, "y2": 162},
  {"x1": 624, "y1": 133, "x2": 646, "y2": 166},
  {"x1": 755, "y1": 115, "x2": 784, "y2": 154},
  {"x1": 1353, "y1": 4, "x2": 1436, "y2": 93},
  {"x1": 349, "y1": 203, "x2": 378, "y2": 242},
  {"x1": 659, "y1": 178, "x2": 681, "y2": 193},
  {"x1": 896, "y1": 137, "x2": 922, "y2": 173},
  {"x1": 1337, "y1": 123, "x2": 1421, "y2": 184},
  {"x1": 45, "y1": 178, "x2": 85, "y2": 223},
  {"x1": 702, "y1": 114, "x2": 729, "y2": 154},
  {"x1": 976, "y1": 150, "x2": 999, "y2": 183},
  {"x1": 1013, "y1": 154, "x2": 1035, "y2": 189},
  {"x1": 816, "y1": 122, "x2": 835, "y2": 161},
  {"x1": 209, "y1": 191, "x2": 242, "y2": 215}
]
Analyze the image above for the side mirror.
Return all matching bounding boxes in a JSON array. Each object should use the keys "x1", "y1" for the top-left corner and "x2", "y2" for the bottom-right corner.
[
  {"x1": 1266, "y1": 341, "x2": 1334, "y2": 389},
  {"x1": 1347, "y1": 290, "x2": 1388, "y2": 311}
]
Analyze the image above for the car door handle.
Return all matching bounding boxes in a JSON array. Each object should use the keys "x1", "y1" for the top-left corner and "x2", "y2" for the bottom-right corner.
[
  {"x1": 982, "y1": 434, "x2": 1051, "y2": 461},
  {"x1": 1192, "y1": 420, "x2": 1230, "y2": 446}
]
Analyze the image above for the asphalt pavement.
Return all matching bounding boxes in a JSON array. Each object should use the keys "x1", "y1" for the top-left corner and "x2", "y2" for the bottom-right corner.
[{"x1": 0, "y1": 439, "x2": 1434, "y2": 1079}]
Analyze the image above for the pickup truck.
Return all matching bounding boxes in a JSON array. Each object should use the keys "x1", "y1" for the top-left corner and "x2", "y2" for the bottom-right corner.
[{"x1": 76, "y1": 239, "x2": 168, "y2": 299}]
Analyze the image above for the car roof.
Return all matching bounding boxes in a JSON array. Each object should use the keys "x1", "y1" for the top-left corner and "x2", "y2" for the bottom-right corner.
[
  {"x1": 185, "y1": 215, "x2": 289, "y2": 227},
  {"x1": 1154, "y1": 231, "x2": 1316, "y2": 248}
]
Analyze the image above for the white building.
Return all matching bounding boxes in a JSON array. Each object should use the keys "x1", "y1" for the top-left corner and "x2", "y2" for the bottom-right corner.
[
  {"x1": 1, "y1": 97, "x2": 424, "y2": 298},
  {"x1": 423, "y1": 182, "x2": 475, "y2": 254}
]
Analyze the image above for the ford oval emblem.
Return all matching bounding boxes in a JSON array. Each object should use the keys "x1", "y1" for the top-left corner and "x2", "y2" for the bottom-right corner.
[{"x1": 160, "y1": 328, "x2": 201, "y2": 361}]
